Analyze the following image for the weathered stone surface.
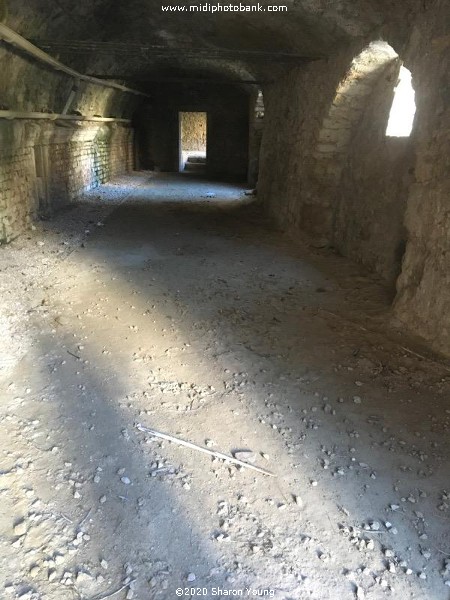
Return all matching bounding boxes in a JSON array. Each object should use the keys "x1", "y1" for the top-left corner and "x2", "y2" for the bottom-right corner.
[{"x1": 0, "y1": 121, "x2": 133, "y2": 243}]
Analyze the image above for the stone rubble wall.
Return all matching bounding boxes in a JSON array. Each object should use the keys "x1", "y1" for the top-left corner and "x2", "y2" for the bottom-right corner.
[
  {"x1": 258, "y1": 1, "x2": 450, "y2": 354},
  {"x1": 333, "y1": 57, "x2": 415, "y2": 285},
  {"x1": 393, "y1": 0, "x2": 450, "y2": 355},
  {"x1": 258, "y1": 42, "x2": 409, "y2": 280},
  {"x1": 258, "y1": 52, "x2": 354, "y2": 240}
]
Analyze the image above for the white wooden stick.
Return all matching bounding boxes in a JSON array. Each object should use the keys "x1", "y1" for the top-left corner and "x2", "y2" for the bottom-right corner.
[
  {"x1": 135, "y1": 423, "x2": 275, "y2": 477},
  {"x1": 91, "y1": 580, "x2": 136, "y2": 600}
]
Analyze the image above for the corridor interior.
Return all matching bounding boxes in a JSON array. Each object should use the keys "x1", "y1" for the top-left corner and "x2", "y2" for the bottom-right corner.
[
  {"x1": 0, "y1": 1, "x2": 449, "y2": 600},
  {"x1": 1, "y1": 173, "x2": 449, "y2": 600}
]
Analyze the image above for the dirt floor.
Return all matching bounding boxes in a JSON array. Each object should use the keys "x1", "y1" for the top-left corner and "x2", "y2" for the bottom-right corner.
[{"x1": 0, "y1": 172, "x2": 449, "y2": 600}]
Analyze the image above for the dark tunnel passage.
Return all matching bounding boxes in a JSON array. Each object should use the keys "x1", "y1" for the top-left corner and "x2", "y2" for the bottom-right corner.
[{"x1": 0, "y1": 1, "x2": 449, "y2": 599}]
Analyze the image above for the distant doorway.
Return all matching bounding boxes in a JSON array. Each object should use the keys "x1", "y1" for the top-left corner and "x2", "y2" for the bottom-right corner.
[{"x1": 179, "y1": 111, "x2": 207, "y2": 173}]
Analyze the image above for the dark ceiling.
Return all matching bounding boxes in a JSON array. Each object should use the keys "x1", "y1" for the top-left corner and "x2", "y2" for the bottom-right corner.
[{"x1": 3, "y1": 0, "x2": 415, "y2": 86}]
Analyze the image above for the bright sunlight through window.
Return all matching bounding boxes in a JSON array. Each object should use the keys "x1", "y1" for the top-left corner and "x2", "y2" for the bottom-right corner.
[{"x1": 386, "y1": 66, "x2": 416, "y2": 137}]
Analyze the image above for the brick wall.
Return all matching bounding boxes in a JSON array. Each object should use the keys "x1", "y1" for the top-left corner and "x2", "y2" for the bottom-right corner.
[
  {"x1": 0, "y1": 121, "x2": 133, "y2": 243},
  {"x1": 0, "y1": 146, "x2": 37, "y2": 243},
  {"x1": 48, "y1": 126, "x2": 133, "y2": 205}
]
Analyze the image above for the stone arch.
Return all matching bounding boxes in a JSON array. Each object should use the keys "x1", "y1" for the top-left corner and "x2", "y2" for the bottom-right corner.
[
  {"x1": 314, "y1": 41, "x2": 400, "y2": 173},
  {"x1": 324, "y1": 41, "x2": 418, "y2": 284}
]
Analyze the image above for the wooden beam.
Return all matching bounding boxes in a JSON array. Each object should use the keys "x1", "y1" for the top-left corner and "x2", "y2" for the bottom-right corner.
[
  {"x1": 0, "y1": 110, "x2": 131, "y2": 123},
  {"x1": 0, "y1": 24, "x2": 150, "y2": 97}
]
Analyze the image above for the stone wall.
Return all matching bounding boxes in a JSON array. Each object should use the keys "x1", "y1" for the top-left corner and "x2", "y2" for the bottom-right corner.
[
  {"x1": 135, "y1": 83, "x2": 249, "y2": 180},
  {"x1": 258, "y1": 42, "x2": 414, "y2": 288},
  {"x1": 0, "y1": 121, "x2": 133, "y2": 243},
  {"x1": 247, "y1": 90, "x2": 264, "y2": 188},
  {"x1": 393, "y1": 0, "x2": 450, "y2": 355},
  {"x1": 258, "y1": 42, "x2": 413, "y2": 285},
  {"x1": 179, "y1": 112, "x2": 207, "y2": 152},
  {"x1": 258, "y1": 0, "x2": 450, "y2": 354},
  {"x1": 258, "y1": 52, "x2": 354, "y2": 238},
  {"x1": 333, "y1": 58, "x2": 415, "y2": 285},
  {"x1": 47, "y1": 124, "x2": 133, "y2": 206},
  {"x1": 0, "y1": 33, "x2": 139, "y2": 244},
  {"x1": 0, "y1": 143, "x2": 37, "y2": 243}
]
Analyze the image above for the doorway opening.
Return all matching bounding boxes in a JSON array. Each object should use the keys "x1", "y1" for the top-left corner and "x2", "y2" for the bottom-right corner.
[{"x1": 179, "y1": 111, "x2": 207, "y2": 174}]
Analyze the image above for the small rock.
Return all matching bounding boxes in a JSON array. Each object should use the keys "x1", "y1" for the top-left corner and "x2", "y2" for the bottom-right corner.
[
  {"x1": 293, "y1": 494, "x2": 304, "y2": 508},
  {"x1": 13, "y1": 520, "x2": 27, "y2": 536},
  {"x1": 234, "y1": 450, "x2": 256, "y2": 463},
  {"x1": 77, "y1": 571, "x2": 92, "y2": 583},
  {"x1": 356, "y1": 586, "x2": 365, "y2": 599},
  {"x1": 48, "y1": 569, "x2": 57, "y2": 582},
  {"x1": 29, "y1": 565, "x2": 40, "y2": 578},
  {"x1": 418, "y1": 572, "x2": 427, "y2": 580}
]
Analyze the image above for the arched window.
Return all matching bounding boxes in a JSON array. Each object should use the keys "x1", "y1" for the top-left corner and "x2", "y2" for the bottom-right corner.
[
  {"x1": 315, "y1": 41, "x2": 416, "y2": 170},
  {"x1": 385, "y1": 66, "x2": 416, "y2": 137}
]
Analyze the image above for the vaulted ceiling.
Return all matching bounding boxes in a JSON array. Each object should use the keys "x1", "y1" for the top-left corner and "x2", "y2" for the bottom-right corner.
[{"x1": 2, "y1": 0, "x2": 417, "y2": 86}]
